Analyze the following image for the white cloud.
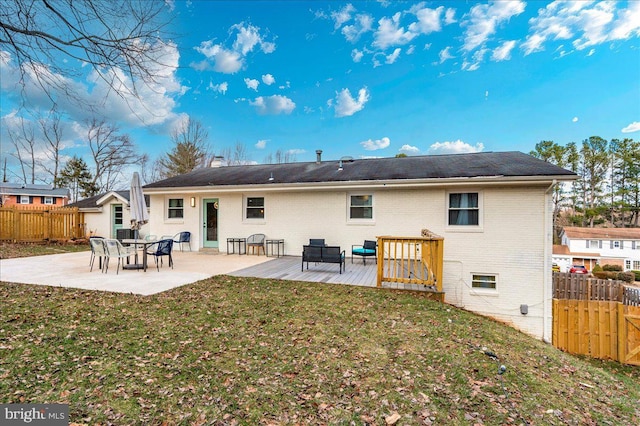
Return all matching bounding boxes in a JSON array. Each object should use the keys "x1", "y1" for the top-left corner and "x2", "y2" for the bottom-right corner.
[
  {"x1": 406, "y1": 45, "x2": 415, "y2": 55},
  {"x1": 287, "y1": 148, "x2": 306, "y2": 155},
  {"x1": 572, "y1": 116, "x2": 579, "y2": 123},
  {"x1": 342, "y1": 13, "x2": 374, "y2": 42},
  {"x1": 462, "y1": 1, "x2": 525, "y2": 52},
  {"x1": 262, "y1": 74, "x2": 275, "y2": 85},
  {"x1": 249, "y1": 95, "x2": 296, "y2": 115},
  {"x1": 351, "y1": 48, "x2": 364, "y2": 62},
  {"x1": 444, "y1": 8, "x2": 457, "y2": 25},
  {"x1": 428, "y1": 140, "x2": 484, "y2": 154},
  {"x1": 244, "y1": 78, "x2": 259, "y2": 91},
  {"x1": 331, "y1": 4, "x2": 356, "y2": 29},
  {"x1": 194, "y1": 42, "x2": 243, "y2": 73},
  {"x1": 622, "y1": 121, "x2": 640, "y2": 133},
  {"x1": 255, "y1": 139, "x2": 268, "y2": 149},
  {"x1": 208, "y1": 81, "x2": 228, "y2": 94},
  {"x1": 523, "y1": 1, "x2": 640, "y2": 55},
  {"x1": 373, "y1": 12, "x2": 416, "y2": 50},
  {"x1": 439, "y1": 46, "x2": 454, "y2": 63},
  {"x1": 360, "y1": 136, "x2": 390, "y2": 150},
  {"x1": 586, "y1": 48, "x2": 595, "y2": 56},
  {"x1": 491, "y1": 40, "x2": 517, "y2": 61},
  {"x1": 193, "y1": 23, "x2": 275, "y2": 74},
  {"x1": 333, "y1": 87, "x2": 370, "y2": 117},
  {"x1": 408, "y1": 5, "x2": 444, "y2": 35},
  {"x1": 399, "y1": 144, "x2": 420, "y2": 154},
  {"x1": 386, "y1": 48, "x2": 401, "y2": 64},
  {"x1": 611, "y1": 0, "x2": 640, "y2": 40}
]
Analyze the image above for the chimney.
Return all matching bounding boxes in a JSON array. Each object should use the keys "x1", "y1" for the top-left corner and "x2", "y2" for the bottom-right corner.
[
  {"x1": 210, "y1": 156, "x2": 224, "y2": 168},
  {"x1": 316, "y1": 150, "x2": 322, "y2": 163}
]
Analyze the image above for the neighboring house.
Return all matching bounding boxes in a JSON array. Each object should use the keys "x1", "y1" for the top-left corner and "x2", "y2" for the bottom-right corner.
[
  {"x1": 0, "y1": 183, "x2": 70, "y2": 207},
  {"x1": 67, "y1": 191, "x2": 150, "y2": 239},
  {"x1": 557, "y1": 226, "x2": 640, "y2": 272},
  {"x1": 143, "y1": 151, "x2": 577, "y2": 341}
]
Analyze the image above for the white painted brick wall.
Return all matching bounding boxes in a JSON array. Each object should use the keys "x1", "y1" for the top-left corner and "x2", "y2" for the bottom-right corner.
[{"x1": 147, "y1": 184, "x2": 551, "y2": 339}]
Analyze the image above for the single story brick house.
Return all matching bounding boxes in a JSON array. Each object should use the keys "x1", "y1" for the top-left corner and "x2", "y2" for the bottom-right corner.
[
  {"x1": 0, "y1": 183, "x2": 70, "y2": 207},
  {"x1": 143, "y1": 151, "x2": 576, "y2": 340}
]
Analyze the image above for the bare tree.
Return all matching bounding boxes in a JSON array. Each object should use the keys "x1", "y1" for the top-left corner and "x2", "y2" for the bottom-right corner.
[
  {"x1": 37, "y1": 108, "x2": 65, "y2": 185},
  {"x1": 84, "y1": 118, "x2": 141, "y2": 192},
  {"x1": 7, "y1": 116, "x2": 37, "y2": 184},
  {"x1": 221, "y1": 141, "x2": 250, "y2": 166},
  {"x1": 264, "y1": 149, "x2": 296, "y2": 164},
  {"x1": 157, "y1": 119, "x2": 211, "y2": 178},
  {"x1": 0, "y1": 0, "x2": 173, "y2": 108}
]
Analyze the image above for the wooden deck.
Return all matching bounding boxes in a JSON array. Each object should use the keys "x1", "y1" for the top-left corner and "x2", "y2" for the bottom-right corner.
[{"x1": 229, "y1": 255, "x2": 435, "y2": 292}]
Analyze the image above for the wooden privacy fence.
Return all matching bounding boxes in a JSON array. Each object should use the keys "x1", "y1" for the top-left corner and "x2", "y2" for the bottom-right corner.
[
  {"x1": 376, "y1": 230, "x2": 444, "y2": 300},
  {"x1": 553, "y1": 273, "x2": 640, "y2": 365},
  {"x1": 0, "y1": 206, "x2": 84, "y2": 242}
]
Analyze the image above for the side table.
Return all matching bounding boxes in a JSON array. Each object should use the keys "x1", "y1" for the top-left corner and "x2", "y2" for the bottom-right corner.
[
  {"x1": 227, "y1": 237, "x2": 246, "y2": 255},
  {"x1": 265, "y1": 239, "x2": 285, "y2": 257}
]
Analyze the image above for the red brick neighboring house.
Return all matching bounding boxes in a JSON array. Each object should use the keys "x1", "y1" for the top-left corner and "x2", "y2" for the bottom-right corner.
[{"x1": 0, "y1": 183, "x2": 70, "y2": 208}]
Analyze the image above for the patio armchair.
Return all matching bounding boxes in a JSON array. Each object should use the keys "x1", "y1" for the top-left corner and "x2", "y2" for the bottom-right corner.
[
  {"x1": 103, "y1": 239, "x2": 137, "y2": 274},
  {"x1": 246, "y1": 233, "x2": 266, "y2": 255},
  {"x1": 146, "y1": 239, "x2": 174, "y2": 271},
  {"x1": 89, "y1": 237, "x2": 106, "y2": 272},
  {"x1": 170, "y1": 231, "x2": 191, "y2": 251},
  {"x1": 351, "y1": 240, "x2": 377, "y2": 265}
]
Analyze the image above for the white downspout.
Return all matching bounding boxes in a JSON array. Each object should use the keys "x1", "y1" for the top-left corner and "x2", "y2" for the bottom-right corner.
[{"x1": 542, "y1": 179, "x2": 557, "y2": 343}]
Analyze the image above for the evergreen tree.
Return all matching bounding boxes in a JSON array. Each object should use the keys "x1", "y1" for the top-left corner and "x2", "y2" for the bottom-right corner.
[
  {"x1": 157, "y1": 119, "x2": 210, "y2": 178},
  {"x1": 56, "y1": 156, "x2": 98, "y2": 202}
]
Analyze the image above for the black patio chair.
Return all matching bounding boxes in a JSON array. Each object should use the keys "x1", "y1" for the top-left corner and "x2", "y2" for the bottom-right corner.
[
  {"x1": 351, "y1": 240, "x2": 377, "y2": 265},
  {"x1": 146, "y1": 239, "x2": 174, "y2": 271}
]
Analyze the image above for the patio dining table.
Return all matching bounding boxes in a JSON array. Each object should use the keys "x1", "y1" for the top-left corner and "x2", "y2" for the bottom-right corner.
[{"x1": 121, "y1": 239, "x2": 154, "y2": 272}]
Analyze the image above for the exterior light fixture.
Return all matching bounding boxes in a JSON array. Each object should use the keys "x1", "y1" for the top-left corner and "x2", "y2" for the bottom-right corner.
[{"x1": 190, "y1": 197, "x2": 196, "y2": 207}]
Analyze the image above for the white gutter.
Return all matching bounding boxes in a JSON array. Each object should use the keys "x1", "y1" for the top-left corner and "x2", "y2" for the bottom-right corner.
[
  {"x1": 542, "y1": 179, "x2": 557, "y2": 343},
  {"x1": 143, "y1": 174, "x2": 577, "y2": 195}
]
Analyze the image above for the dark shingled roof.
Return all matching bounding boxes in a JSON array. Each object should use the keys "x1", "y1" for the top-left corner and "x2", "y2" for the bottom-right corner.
[
  {"x1": 67, "y1": 191, "x2": 150, "y2": 209},
  {"x1": 144, "y1": 151, "x2": 576, "y2": 189}
]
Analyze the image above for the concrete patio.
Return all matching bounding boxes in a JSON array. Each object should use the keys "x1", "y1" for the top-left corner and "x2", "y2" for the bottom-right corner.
[
  {"x1": 0, "y1": 249, "x2": 436, "y2": 295},
  {"x1": 0, "y1": 250, "x2": 274, "y2": 295}
]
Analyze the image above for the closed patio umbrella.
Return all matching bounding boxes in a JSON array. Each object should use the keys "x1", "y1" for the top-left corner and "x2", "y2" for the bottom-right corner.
[{"x1": 129, "y1": 172, "x2": 149, "y2": 239}]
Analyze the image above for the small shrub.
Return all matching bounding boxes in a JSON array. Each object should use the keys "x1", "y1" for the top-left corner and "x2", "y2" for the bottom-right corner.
[
  {"x1": 602, "y1": 264, "x2": 622, "y2": 272},
  {"x1": 618, "y1": 272, "x2": 635, "y2": 283},
  {"x1": 592, "y1": 264, "x2": 603, "y2": 273},
  {"x1": 632, "y1": 270, "x2": 640, "y2": 281}
]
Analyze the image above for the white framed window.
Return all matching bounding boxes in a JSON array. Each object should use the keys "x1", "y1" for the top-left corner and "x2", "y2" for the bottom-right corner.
[
  {"x1": 472, "y1": 274, "x2": 497, "y2": 290},
  {"x1": 245, "y1": 196, "x2": 265, "y2": 220},
  {"x1": 349, "y1": 194, "x2": 373, "y2": 220},
  {"x1": 447, "y1": 192, "x2": 481, "y2": 227},
  {"x1": 44, "y1": 196, "x2": 53, "y2": 205},
  {"x1": 626, "y1": 260, "x2": 631, "y2": 270},
  {"x1": 613, "y1": 240, "x2": 621, "y2": 249},
  {"x1": 633, "y1": 241, "x2": 640, "y2": 250},
  {"x1": 20, "y1": 195, "x2": 29, "y2": 204},
  {"x1": 167, "y1": 198, "x2": 184, "y2": 219},
  {"x1": 587, "y1": 240, "x2": 601, "y2": 249},
  {"x1": 633, "y1": 260, "x2": 640, "y2": 269}
]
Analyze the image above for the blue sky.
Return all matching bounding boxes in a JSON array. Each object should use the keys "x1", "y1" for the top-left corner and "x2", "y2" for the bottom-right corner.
[{"x1": 1, "y1": 0, "x2": 639, "y2": 184}]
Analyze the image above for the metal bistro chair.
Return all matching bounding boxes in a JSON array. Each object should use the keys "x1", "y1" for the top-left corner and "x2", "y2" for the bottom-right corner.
[
  {"x1": 103, "y1": 239, "x2": 136, "y2": 274},
  {"x1": 146, "y1": 239, "x2": 174, "y2": 271},
  {"x1": 172, "y1": 231, "x2": 191, "y2": 252}
]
